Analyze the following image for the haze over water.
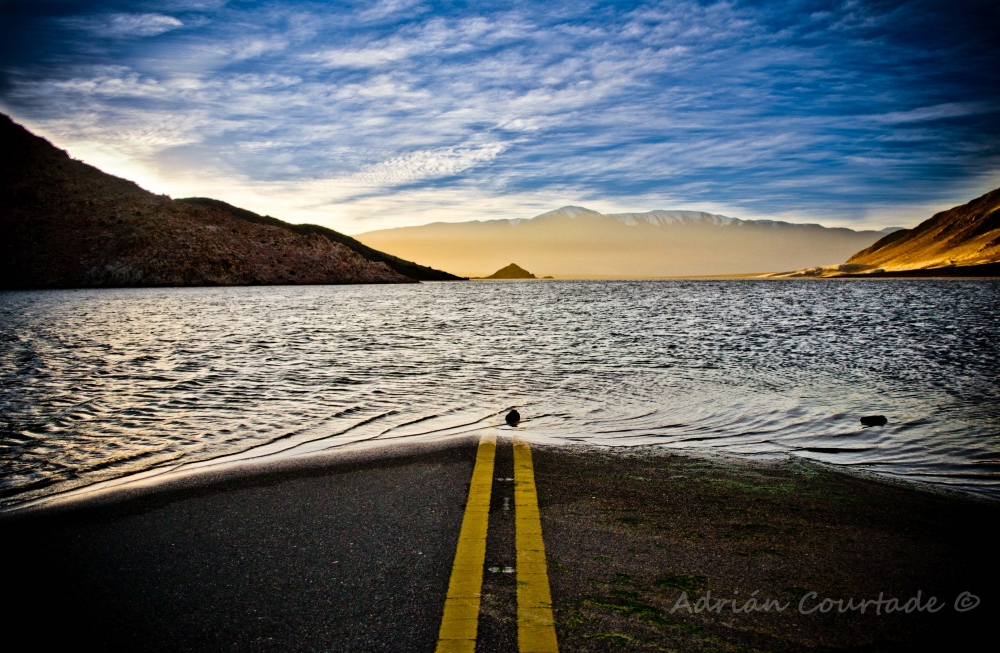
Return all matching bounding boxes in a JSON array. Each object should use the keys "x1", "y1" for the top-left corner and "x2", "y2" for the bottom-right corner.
[{"x1": 2, "y1": 281, "x2": 998, "y2": 508}]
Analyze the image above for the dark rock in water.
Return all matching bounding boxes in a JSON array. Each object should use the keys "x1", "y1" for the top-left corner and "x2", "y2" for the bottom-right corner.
[
  {"x1": 860, "y1": 415, "x2": 888, "y2": 427},
  {"x1": 505, "y1": 410, "x2": 521, "y2": 426}
]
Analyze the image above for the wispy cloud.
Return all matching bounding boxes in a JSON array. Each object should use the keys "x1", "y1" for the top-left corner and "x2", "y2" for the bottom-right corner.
[
  {"x1": 1, "y1": 0, "x2": 998, "y2": 232},
  {"x1": 353, "y1": 142, "x2": 510, "y2": 186},
  {"x1": 63, "y1": 13, "x2": 184, "y2": 38},
  {"x1": 876, "y1": 102, "x2": 995, "y2": 124}
]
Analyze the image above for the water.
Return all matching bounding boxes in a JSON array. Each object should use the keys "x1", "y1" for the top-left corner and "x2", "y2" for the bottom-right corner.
[{"x1": 1, "y1": 280, "x2": 998, "y2": 508}]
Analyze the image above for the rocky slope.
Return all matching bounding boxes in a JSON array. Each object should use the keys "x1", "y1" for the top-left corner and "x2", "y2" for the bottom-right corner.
[
  {"x1": 356, "y1": 206, "x2": 893, "y2": 278},
  {"x1": 0, "y1": 114, "x2": 461, "y2": 289},
  {"x1": 846, "y1": 187, "x2": 1000, "y2": 271}
]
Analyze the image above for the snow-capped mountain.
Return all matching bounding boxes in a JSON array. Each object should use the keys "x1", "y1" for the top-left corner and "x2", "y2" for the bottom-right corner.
[
  {"x1": 609, "y1": 210, "x2": 739, "y2": 227},
  {"x1": 516, "y1": 206, "x2": 741, "y2": 227},
  {"x1": 355, "y1": 205, "x2": 894, "y2": 278}
]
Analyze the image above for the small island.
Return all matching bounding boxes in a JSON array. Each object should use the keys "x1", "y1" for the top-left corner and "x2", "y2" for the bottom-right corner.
[{"x1": 478, "y1": 263, "x2": 537, "y2": 279}]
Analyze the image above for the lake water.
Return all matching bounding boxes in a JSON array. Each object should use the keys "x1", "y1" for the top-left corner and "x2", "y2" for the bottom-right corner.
[{"x1": 2, "y1": 280, "x2": 999, "y2": 508}]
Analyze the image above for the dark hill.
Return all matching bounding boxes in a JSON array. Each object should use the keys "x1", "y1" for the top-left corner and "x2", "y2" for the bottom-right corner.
[
  {"x1": 484, "y1": 263, "x2": 537, "y2": 279},
  {"x1": 173, "y1": 197, "x2": 463, "y2": 282},
  {"x1": 847, "y1": 187, "x2": 1000, "y2": 272},
  {"x1": 0, "y1": 114, "x2": 463, "y2": 289}
]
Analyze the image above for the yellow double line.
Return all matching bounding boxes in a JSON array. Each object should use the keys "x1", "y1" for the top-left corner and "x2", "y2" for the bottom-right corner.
[{"x1": 434, "y1": 434, "x2": 558, "y2": 653}]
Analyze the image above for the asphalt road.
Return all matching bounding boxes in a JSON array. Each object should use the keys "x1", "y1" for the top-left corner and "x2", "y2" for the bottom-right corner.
[
  {"x1": 2, "y1": 439, "x2": 484, "y2": 652},
  {"x1": 8, "y1": 435, "x2": 994, "y2": 652}
]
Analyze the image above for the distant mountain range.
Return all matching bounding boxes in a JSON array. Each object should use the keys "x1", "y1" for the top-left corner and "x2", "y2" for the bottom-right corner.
[
  {"x1": 0, "y1": 114, "x2": 461, "y2": 289},
  {"x1": 355, "y1": 206, "x2": 899, "y2": 278}
]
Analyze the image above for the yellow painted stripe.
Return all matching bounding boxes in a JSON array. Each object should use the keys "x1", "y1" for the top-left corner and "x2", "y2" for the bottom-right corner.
[
  {"x1": 514, "y1": 438, "x2": 559, "y2": 653},
  {"x1": 435, "y1": 433, "x2": 497, "y2": 653}
]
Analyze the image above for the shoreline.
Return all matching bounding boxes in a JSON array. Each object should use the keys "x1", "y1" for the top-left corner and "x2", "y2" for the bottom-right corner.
[
  {"x1": 6, "y1": 435, "x2": 996, "y2": 519},
  {"x1": 3, "y1": 272, "x2": 998, "y2": 293},
  {"x1": 0, "y1": 434, "x2": 481, "y2": 519},
  {"x1": 572, "y1": 443, "x2": 1000, "y2": 506}
]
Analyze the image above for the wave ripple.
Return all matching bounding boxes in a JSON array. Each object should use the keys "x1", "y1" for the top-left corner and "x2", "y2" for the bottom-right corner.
[{"x1": 1, "y1": 280, "x2": 998, "y2": 507}]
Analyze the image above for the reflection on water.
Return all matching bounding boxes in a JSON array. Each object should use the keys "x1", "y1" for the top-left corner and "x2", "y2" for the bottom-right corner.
[{"x1": 1, "y1": 280, "x2": 998, "y2": 507}]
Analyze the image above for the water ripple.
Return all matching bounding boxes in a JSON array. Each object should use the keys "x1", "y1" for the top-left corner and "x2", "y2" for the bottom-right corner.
[{"x1": 1, "y1": 280, "x2": 999, "y2": 507}]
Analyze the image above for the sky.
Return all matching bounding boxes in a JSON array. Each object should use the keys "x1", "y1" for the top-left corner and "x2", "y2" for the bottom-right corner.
[{"x1": 1, "y1": 0, "x2": 999, "y2": 234}]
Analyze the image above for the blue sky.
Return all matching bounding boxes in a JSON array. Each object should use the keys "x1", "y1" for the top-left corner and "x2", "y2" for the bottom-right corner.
[{"x1": 2, "y1": 1, "x2": 998, "y2": 232}]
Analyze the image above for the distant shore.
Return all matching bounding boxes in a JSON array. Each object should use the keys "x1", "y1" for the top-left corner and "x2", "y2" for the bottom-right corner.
[
  {"x1": 833, "y1": 262, "x2": 1000, "y2": 278},
  {"x1": 466, "y1": 265, "x2": 1000, "y2": 280},
  {"x1": 617, "y1": 261, "x2": 1000, "y2": 279}
]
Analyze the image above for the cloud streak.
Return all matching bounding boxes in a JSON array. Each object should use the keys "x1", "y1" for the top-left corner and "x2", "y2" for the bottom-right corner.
[
  {"x1": 62, "y1": 13, "x2": 184, "y2": 38},
  {"x1": 1, "y1": 0, "x2": 998, "y2": 232}
]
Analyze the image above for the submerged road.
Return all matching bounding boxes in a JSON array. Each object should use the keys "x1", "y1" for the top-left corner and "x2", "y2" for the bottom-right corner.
[
  {"x1": 3, "y1": 435, "x2": 555, "y2": 652},
  {"x1": 5, "y1": 437, "x2": 536, "y2": 652},
  {"x1": 4, "y1": 432, "x2": 997, "y2": 651}
]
